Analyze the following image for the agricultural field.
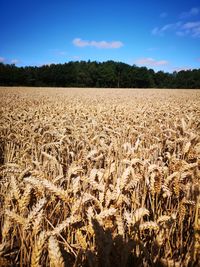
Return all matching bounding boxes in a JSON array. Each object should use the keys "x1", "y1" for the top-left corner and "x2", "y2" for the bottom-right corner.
[{"x1": 0, "y1": 87, "x2": 200, "y2": 267}]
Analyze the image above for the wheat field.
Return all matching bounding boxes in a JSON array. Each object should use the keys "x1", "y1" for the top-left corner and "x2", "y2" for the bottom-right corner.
[{"x1": 0, "y1": 87, "x2": 200, "y2": 267}]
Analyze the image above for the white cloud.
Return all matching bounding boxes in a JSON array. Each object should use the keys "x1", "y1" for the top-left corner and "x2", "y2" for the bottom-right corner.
[
  {"x1": 11, "y1": 59, "x2": 19, "y2": 64},
  {"x1": 0, "y1": 57, "x2": 5, "y2": 63},
  {"x1": 73, "y1": 38, "x2": 123, "y2": 49},
  {"x1": 0, "y1": 57, "x2": 20, "y2": 65},
  {"x1": 135, "y1": 57, "x2": 168, "y2": 67},
  {"x1": 179, "y1": 8, "x2": 199, "y2": 19},
  {"x1": 160, "y1": 12, "x2": 168, "y2": 18},
  {"x1": 73, "y1": 38, "x2": 88, "y2": 47}
]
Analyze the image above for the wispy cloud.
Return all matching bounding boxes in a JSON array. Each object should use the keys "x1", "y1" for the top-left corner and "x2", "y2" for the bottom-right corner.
[
  {"x1": 183, "y1": 21, "x2": 200, "y2": 29},
  {"x1": 71, "y1": 55, "x2": 81, "y2": 60},
  {"x1": 172, "y1": 66, "x2": 191, "y2": 72},
  {"x1": 160, "y1": 12, "x2": 168, "y2": 18},
  {"x1": 135, "y1": 57, "x2": 168, "y2": 67},
  {"x1": 50, "y1": 49, "x2": 68, "y2": 56},
  {"x1": 152, "y1": 20, "x2": 200, "y2": 37},
  {"x1": 177, "y1": 21, "x2": 200, "y2": 37},
  {"x1": 179, "y1": 7, "x2": 199, "y2": 19},
  {"x1": 57, "y1": 51, "x2": 67, "y2": 56},
  {"x1": 0, "y1": 57, "x2": 5, "y2": 63},
  {"x1": 73, "y1": 38, "x2": 123, "y2": 49},
  {"x1": 152, "y1": 22, "x2": 182, "y2": 36},
  {"x1": 153, "y1": 8, "x2": 200, "y2": 37},
  {"x1": 146, "y1": 47, "x2": 159, "y2": 51}
]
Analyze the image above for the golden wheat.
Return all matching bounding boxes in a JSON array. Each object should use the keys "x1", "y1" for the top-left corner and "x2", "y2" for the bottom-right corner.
[{"x1": 0, "y1": 87, "x2": 200, "y2": 266}]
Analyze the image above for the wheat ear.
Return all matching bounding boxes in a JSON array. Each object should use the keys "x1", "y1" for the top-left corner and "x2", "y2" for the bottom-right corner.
[
  {"x1": 31, "y1": 231, "x2": 46, "y2": 267},
  {"x1": 48, "y1": 235, "x2": 64, "y2": 267}
]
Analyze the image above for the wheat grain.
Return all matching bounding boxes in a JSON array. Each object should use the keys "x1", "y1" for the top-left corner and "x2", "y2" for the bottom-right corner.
[
  {"x1": 31, "y1": 231, "x2": 46, "y2": 267},
  {"x1": 48, "y1": 235, "x2": 64, "y2": 267}
]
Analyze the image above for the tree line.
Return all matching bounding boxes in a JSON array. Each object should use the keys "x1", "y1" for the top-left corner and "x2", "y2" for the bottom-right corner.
[{"x1": 0, "y1": 60, "x2": 200, "y2": 88}]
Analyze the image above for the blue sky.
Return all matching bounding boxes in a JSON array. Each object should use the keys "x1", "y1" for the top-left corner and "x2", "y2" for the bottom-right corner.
[{"x1": 0, "y1": 0, "x2": 200, "y2": 72}]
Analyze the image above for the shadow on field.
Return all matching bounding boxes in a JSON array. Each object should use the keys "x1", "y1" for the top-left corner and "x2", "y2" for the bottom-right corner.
[
  {"x1": 0, "y1": 141, "x2": 4, "y2": 166},
  {"x1": 81, "y1": 218, "x2": 163, "y2": 267}
]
